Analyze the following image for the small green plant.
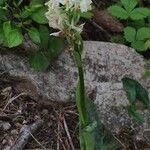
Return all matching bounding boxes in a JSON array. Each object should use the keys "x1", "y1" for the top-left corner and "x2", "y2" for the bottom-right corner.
[
  {"x1": 108, "y1": 0, "x2": 150, "y2": 51},
  {"x1": 122, "y1": 77, "x2": 149, "y2": 123},
  {"x1": 0, "y1": 0, "x2": 48, "y2": 48},
  {"x1": 29, "y1": 26, "x2": 65, "y2": 71}
]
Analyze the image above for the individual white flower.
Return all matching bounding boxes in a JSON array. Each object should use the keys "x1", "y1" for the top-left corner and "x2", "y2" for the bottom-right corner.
[{"x1": 45, "y1": 0, "x2": 66, "y2": 30}]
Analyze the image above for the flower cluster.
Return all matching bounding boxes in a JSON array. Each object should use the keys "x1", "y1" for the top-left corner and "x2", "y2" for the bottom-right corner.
[{"x1": 45, "y1": 0, "x2": 92, "y2": 33}]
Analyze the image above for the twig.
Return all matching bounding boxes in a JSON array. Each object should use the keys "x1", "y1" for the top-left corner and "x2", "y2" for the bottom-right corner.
[
  {"x1": 112, "y1": 134, "x2": 126, "y2": 149},
  {"x1": 29, "y1": 131, "x2": 47, "y2": 149},
  {"x1": 0, "y1": 92, "x2": 26, "y2": 115},
  {"x1": 11, "y1": 119, "x2": 43, "y2": 150},
  {"x1": 90, "y1": 19, "x2": 111, "y2": 41},
  {"x1": 63, "y1": 116, "x2": 75, "y2": 150}
]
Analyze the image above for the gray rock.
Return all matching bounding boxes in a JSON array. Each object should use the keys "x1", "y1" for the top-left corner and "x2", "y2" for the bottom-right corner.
[
  {"x1": 0, "y1": 41, "x2": 150, "y2": 145},
  {"x1": 0, "y1": 41, "x2": 145, "y2": 102}
]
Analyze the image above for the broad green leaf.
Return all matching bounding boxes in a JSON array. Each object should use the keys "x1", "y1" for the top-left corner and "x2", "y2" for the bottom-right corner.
[
  {"x1": 145, "y1": 39, "x2": 150, "y2": 49},
  {"x1": 122, "y1": 77, "x2": 136, "y2": 104},
  {"x1": 31, "y1": 7, "x2": 48, "y2": 24},
  {"x1": 20, "y1": 5, "x2": 42, "y2": 18},
  {"x1": 29, "y1": 51, "x2": 49, "y2": 71},
  {"x1": 124, "y1": 26, "x2": 136, "y2": 42},
  {"x1": 85, "y1": 98, "x2": 121, "y2": 150},
  {"x1": 7, "y1": 29, "x2": 23, "y2": 48},
  {"x1": 28, "y1": 27, "x2": 41, "y2": 44},
  {"x1": 136, "y1": 82, "x2": 149, "y2": 106},
  {"x1": 127, "y1": 106, "x2": 145, "y2": 123},
  {"x1": 47, "y1": 36, "x2": 64, "y2": 59},
  {"x1": 3, "y1": 21, "x2": 11, "y2": 36},
  {"x1": 3, "y1": 21, "x2": 23, "y2": 47},
  {"x1": 130, "y1": 8, "x2": 150, "y2": 20},
  {"x1": 136, "y1": 27, "x2": 150, "y2": 40},
  {"x1": 131, "y1": 40, "x2": 146, "y2": 51},
  {"x1": 107, "y1": 6, "x2": 128, "y2": 19},
  {"x1": 121, "y1": 0, "x2": 138, "y2": 12},
  {"x1": 39, "y1": 25, "x2": 49, "y2": 50}
]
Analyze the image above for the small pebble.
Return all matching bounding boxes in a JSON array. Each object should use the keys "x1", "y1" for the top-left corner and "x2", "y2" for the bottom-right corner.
[
  {"x1": 0, "y1": 122, "x2": 11, "y2": 131},
  {"x1": 2, "y1": 139, "x2": 7, "y2": 145},
  {"x1": 11, "y1": 129, "x2": 18, "y2": 135}
]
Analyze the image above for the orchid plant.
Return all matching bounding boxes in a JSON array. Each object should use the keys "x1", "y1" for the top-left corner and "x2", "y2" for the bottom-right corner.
[{"x1": 45, "y1": 0, "x2": 96, "y2": 149}]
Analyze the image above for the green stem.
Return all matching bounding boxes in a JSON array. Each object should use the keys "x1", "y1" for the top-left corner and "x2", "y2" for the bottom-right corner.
[{"x1": 73, "y1": 45, "x2": 88, "y2": 127}]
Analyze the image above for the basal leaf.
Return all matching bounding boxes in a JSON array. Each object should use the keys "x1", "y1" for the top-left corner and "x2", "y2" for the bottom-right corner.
[
  {"x1": 130, "y1": 8, "x2": 150, "y2": 20},
  {"x1": 28, "y1": 27, "x2": 41, "y2": 44},
  {"x1": 3, "y1": 21, "x2": 11, "y2": 36},
  {"x1": 3, "y1": 21, "x2": 23, "y2": 47},
  {"x1": 136, "y1": 27, "x2": 150, "y2": 40},
  {"x1": 31, "y1": 7, "x2": 48, "y2": 24},
  {"x1": 39, "y1": 25, "x2": 49, "y2": 50},
  {"x1": 124, "y1": 26, "x2": 136, "y2": 42},
  {"x1": 20, "y1": 5, "x2": 42, "y2": 18},
  {"x1": 127, "y1": 105, "x2": 145, "y2": 123},
  {"x1": 136, "y1": 82, "x2": 149, "y2": 106},
  {"x1": 47, "y1": 36, "x2": 65, "y2": 59},
  {"x1": 121, "y1": 0, "x2": 138, "y2": 12},
  {"x1": 7, "y1": 29, "x2": 23, "y2": 48},
  {"x1": 29, "y1": 51, "x2": 49, "y2": 71},
  {"x1": 107, "y1": 5, "x2": 128, "y2": 19},
  {"x1": 122, "y1": 77, "x2": 136, "y2": 104},
  {"x1": 131, "y1": 40, "x2": 146, "y2": 51}
]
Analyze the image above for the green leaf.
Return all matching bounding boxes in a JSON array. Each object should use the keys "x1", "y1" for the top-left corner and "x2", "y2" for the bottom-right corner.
[
  {"x1": 20, "y1": 5, "x2": 42, "y2": 18},
  {"x1": 122, "y1": 77, "x2": 136, "y2": 104},
  {"x1": 107, "y1": 5, "x2": 128, "y2": 19},
  {"x1": 3, "y1": 21, "x2": 11, "y2": 36},
  {"x1": 131, "y1": 40, "x2": 146, "y2": 51},
  {"x1": 127, "y1": 105, "x2": 145, "y2": 123},
  {"x1": 31, "y1": 7, "x2": 48, "y2": 24},
  {"x1": 136, "y1": 27, "x2": 150, "y2": 40},
  {"x1": 122, "y1": 77, "x2": 149, "y2": 106},
  {"x1": 136, "y1": 82, "x2": 149, "y2": 106},
  {"x1": 7, "y1": 29, "x2": 23, "y2": 48},
  {"x1": 3, "y1": 21, "x2": 23, "y2": 48},
  {"x1": 124, "y1": 26, "x2": 136, "y2": 42},
  {"x1": 47, "y1": 36, "x2": 64, "y2": 59},
  {"x1": 130, "y1": 8, "x2": 150, "y2": 20},
  {"x1": 145, "y1": 39, "x2": 150, "y2": 49},
  {"x1": 121, "y1": 0, "x2": 138, "y2": 12},
  {"x1": 29, "y1": 51, "x2": 49, "y2": 71},
  {"x1": 28, "y1": 27, "x2": 41, "y2": 44},
  {"x1": 39, "y1": 25, "x2": 49, "y2": 50}
]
